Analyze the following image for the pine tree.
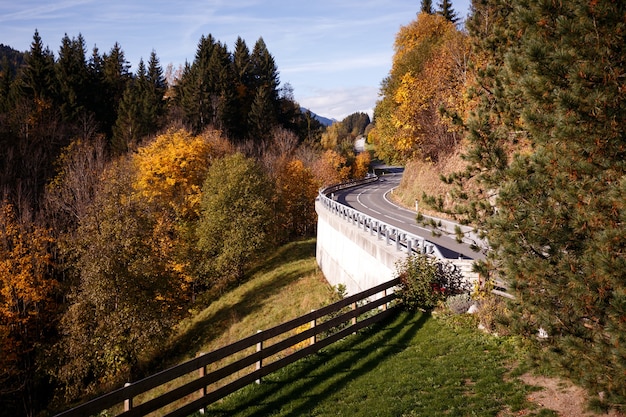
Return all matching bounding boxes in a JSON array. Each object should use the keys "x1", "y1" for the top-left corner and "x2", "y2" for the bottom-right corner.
[
  {"x1": 421, "y1": 0, "x2": 433, "y2": 14},
  {"x1": 112, "y1": 60, "x2": 143, "y2": 153},
  {"x1": 20, "y1": 30, "x2": 57, "y2": 102},
  {"x1": 231, "y1": 37, "x2": 254, "y2": 141},
  {"x1": 248, "y1": 85, "x2": 276, "y2": 143},
  {"x1": 145, "y1": 50, "x2": 167, "y2": 131},
  {"x1": 249, "y1": 37, "x2": 280, "y2": 141},
  {"x1": 101, "y1": 42, "x2": 131, "y2": 138},
  {"x1": 436, "y1": 0, "x2": 459, "y2": 23},
  {"x1": 56, "y1": 34, "x2": 89, "y2": 122},
  {"x1": 459, "y1": 0, "x2": 626, "y2": 405}
]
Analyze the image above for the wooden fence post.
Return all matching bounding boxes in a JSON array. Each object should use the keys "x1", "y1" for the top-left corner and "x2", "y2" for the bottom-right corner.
[
  {"x1": 310, "y1": 310, "x2": 316, "y2": 346},
  {"x1": 197, "y1": 351, "x2": 207, "y2": 414},
  {"x1": 382, "y1": 289, "x2": 388, "y2": 311},
  {"x1": 256, "y1": 330, "x2": 262, "y2": 384},
  {"x1": 124, "y1": 383, "x2": 132, "y2": 412}
]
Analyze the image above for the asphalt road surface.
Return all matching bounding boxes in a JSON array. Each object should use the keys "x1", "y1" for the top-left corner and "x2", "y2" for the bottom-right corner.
[{"x1": 331, "y1": 172, "x2": 485, "y2": 261}]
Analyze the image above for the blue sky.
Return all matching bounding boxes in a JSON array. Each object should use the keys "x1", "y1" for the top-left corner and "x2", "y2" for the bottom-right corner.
[{"x1": 1, "y1": 0, "x2": 471, "y2": 120}]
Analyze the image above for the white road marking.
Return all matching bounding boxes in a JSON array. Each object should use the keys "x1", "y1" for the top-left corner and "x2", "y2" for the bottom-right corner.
[
  {"x1": 384, "y1": 215, "x2": 406, "y2": 224},
  {"x1": 356, "y1": 192, "x2": 368, "y2": 209}
]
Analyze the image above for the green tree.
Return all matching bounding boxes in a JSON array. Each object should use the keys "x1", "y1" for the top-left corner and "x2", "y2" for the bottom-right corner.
[
  {"x1": 145, "y1": 50, "x2": 167, "y2": 130},
  {"x1": 55, "y1": 157, "x2": 181, "y2": 401},
  {"x1": 20, "y1": 30, "x2": 57, "y2": 102},
  {"x1": 196, "y1": 153, "x2": 273, "y2": 288},
  {"x1": 100, "y1": 42, "x2": 131, "y2": 138},
  {"x1": 457, "y1": 0, "x2": 626, "y2": 405},
  {"x1": 56, "y1": 34, "x2": 89, "y2": 122},
  {"x1": 421, "y1": 0, "x2": 433, "y2": 14},
  {"x1": 112, "y1": 60, "x2": 146, "y2": 152},
  {"x1": 437, "y1": 0, "x2": 459, "y2": 23}
]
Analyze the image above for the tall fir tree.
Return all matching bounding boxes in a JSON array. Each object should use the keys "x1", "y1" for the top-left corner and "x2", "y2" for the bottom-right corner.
[
  {"x1": 101, "y1": 42, "x2": 131, "y2": 139},
  {"x1": 20, "y1": 30, "x2": 57, "y2": 102},
  {"x1": 56, "y1": 34, "x2": 89, "y2": 122},
  {"x1": 421, "y1": 0, "x2": 433, "y2": 14},
  {"x1": 436, "y1": 0, "x2": 459, "y2": 23},
  {"x1": 249, "y1": 37, "x2": 280, "y2": 141},
  {"x1": 459, "y1": 0, "x2": 626, "y2": 405},
  {"x1": 145, "y1": 50, "x2": 167, "y2": 131}
]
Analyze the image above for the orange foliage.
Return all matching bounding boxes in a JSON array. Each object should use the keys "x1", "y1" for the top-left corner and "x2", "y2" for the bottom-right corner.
[
  {"x1": 275, "y1": 159, "x2": 319, "y2": 239},
  {"x1": 352, "y1": 151, "x2": 372, "y2": 179},
  {"x1": 312, "y1": 149, "x2": 351, "y2": 188},
  {"x1": 0, "y1": 202, "x2": 57, "y2": 382}
]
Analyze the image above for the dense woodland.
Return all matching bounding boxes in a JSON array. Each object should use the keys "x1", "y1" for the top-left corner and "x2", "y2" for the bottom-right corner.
[
  {"x1": 0, "y1": 29, "x2": 371, "y2": 416},
  {"x1": 371, "y1": 0, "x2": 626, "y2": 410}
]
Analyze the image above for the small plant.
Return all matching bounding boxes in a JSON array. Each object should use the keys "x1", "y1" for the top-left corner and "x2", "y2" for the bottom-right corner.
[
  {"x1": 396, "y1": 254, "x2": 469, "y2": 311},
  {"x1": 474, "y1": 295, "x2": 512, "y2": 336},
  {"x1": 446, "y1": 293, "x2": 474, "y2": 314},
  {"x1": 319, "y1": 284, "x2": 351, "y2": 339}
]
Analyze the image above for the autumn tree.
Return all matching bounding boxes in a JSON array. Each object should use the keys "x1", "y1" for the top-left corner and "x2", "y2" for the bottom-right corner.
[
  {"x1": 0, "y1": 202, "x2": 57, "y2": 416},
  {"x1": 273, "y1": 159, "x2": 319, "y2": 242},
  {"x1": 352, "y1": 151, "x2": 371, "y2": 179},
  {"x1": 311, "y1": 149, "x2": 351, "y2": 187},
  {"x1": 371, "y1": 12, "x2": 468, "y2": 163},
  {"x1": 55, "y1": 156, "x2": 182, "y2": 401}
]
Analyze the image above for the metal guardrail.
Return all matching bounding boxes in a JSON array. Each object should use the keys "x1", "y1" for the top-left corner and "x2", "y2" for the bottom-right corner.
[
  {"x1": 318, "y1": 178, "x2": 445, "y2": 260},
  {"x1": 319, "y1": 177, "x2": 513, "y2": 299}
]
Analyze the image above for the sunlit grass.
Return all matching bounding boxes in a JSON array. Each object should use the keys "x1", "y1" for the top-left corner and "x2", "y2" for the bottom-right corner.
[
  {"x1": 158, "y1": 238, "x2": 335, "y2": 366},
  {"x1": 201, "y1": 312, "x2": 547, "y2": 417},
  {"x1": 123, "y1": 238, "x2": 337, "y2": 415}
]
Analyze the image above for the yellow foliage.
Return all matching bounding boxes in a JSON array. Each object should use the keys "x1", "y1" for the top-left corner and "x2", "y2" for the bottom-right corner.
[
  {"x1": 0, "y1": 202, "x2": 57, "y2": 379},
  {"x1": 133, "y1": 129, "x2": 229, "y2": 220},
  {"x1": 377, "y1": 12, "x2": 471, "y2": 162}
]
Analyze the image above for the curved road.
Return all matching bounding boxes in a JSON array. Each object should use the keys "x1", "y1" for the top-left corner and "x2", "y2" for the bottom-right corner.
[{"x1": 331, "y1": 172, "x2": 486, "y2": 261}]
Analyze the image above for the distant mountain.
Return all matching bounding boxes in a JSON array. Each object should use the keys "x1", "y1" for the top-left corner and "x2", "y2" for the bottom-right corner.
[
  {"x1": 301, "y1": 107, "x2": 336, "y2": 127},
  {"x1": 0, "y1": 44, "x2": 26, "y2": 74}
]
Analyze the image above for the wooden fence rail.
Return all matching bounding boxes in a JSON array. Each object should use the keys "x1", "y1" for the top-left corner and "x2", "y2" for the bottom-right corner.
[{"x1": 54, "y1": 278, "x2": 401, "y2": 417}]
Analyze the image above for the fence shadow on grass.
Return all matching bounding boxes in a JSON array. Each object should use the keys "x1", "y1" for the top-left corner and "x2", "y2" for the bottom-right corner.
[{"x1": 204, "y1": 311, "x2": 429, "y2": 417}]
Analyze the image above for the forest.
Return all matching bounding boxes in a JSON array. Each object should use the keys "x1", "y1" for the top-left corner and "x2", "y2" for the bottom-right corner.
[
  {"x1": 371, "y1": 0, "x2": 626, "y2": 411},
  {"x1": 0, "y1": 29, "x2": 371, "y2": 416}
]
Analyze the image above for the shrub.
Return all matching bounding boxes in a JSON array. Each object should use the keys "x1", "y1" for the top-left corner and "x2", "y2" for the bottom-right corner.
[
  {"x1": 396, "y1": 254, "x2": 469, "y2": 311},
  {"x1": 446, "y1": 293, "x2": 474, "y2": 314}
]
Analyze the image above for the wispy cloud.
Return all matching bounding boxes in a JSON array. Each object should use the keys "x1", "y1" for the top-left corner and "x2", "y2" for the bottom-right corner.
[
  {"x1": 299, "y1": 86, "x2": 380, "y2": 120},
  {"x1": 0, "y1": 0, "x2": 93, "y2": 22}
]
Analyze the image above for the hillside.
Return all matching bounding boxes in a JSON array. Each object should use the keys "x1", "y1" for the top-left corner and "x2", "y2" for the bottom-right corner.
[{"x1": 153, "y1": 238, "x2": 337, "y2": 367}]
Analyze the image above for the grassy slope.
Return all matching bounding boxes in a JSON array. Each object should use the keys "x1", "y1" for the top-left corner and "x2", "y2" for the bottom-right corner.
[
  {"x1": 145, "y1": 237, "x2": 552, "y2": 417},
  {"x1": 202, "y1": 312, "x2": 549, "y2": 417},
  {"x1": 392, "y1": 148, "x2": 475, "y2": 220},
  {"x1": 160, "y1": 238, "x2": 336, "y2": 366}
]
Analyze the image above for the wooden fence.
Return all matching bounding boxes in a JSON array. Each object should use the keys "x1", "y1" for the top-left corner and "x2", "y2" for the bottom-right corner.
[{"x1": 54, "y1": 278, "x2": 400, "y2": 417}]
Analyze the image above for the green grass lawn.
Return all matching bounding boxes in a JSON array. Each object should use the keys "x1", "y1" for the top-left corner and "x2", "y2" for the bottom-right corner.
[
  {"x1": 135, "y1": 237, "x2": 555, "y2": 417},
  {"x1": 200, "y1": 312, "x2": 550, "y2": 417}
]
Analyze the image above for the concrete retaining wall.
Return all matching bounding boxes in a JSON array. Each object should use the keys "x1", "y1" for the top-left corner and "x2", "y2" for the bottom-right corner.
[
  {"x1": 315, "y1": 200, "x2": 406, "y2": 295},
  {"x1": 315, "y1": 199, "x2": 480, "y2": 296}
]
